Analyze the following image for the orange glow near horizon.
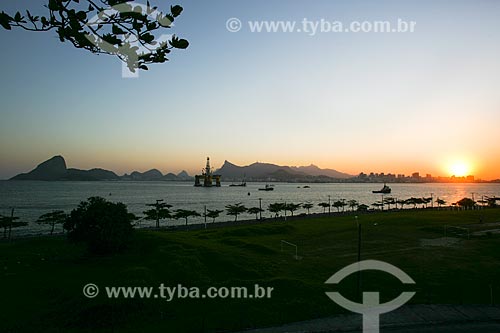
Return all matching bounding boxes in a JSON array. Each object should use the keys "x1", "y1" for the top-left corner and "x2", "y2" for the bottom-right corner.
[{"x1": 448, "y1": 162, "x2": 470, "y2": 177}]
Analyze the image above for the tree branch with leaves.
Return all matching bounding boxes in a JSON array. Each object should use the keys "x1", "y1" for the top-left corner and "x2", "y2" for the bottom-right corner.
[{"x1": 0, "y1": 0, "x2": 189, "y2": 72}]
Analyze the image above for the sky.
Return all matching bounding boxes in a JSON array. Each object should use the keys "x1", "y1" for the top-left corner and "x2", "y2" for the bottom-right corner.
[{"x1": 1, "y1": 0, "x2": 500, "y2": 180}]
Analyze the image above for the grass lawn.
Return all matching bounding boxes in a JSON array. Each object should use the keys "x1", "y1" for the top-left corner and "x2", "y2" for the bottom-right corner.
[{"x1": 1, "y1": 208, "x2": 500, "y2": 332}]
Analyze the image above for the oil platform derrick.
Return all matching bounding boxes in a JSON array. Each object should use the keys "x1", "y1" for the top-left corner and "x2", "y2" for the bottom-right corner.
[{"x1": 194, "y1": 157, "x2": 221, "y2": 187}]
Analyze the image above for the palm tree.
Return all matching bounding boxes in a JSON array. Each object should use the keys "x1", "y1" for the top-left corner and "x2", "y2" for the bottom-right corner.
[
  {"x1": 174, "y1": 209, "x2": 201, "y2": 226},
  {"x1": 268, "y1": 203, "x2": 285, "y2": 219},
  {"x1": 318, "y1": 202, "x2": 330, "y2": 214},
  {"x1": 143, "y1": 200, "x2": 172, "y2": 228},
  {"x1": 247, "y1": 207, "x2": 264, "y2": 220},
  {"x1": 205, "y1": 209, "x2": 223, "y2": 223},
  {"x1": 357, "y1": 204, "x2": 369, "y2": 211},
  {"x1": 340, "y1": 199, "x2": 347, "y2": 212},
  {"x1": 457, "y1": 198, "x2": 475, "y2": 210},
  {"x1": 0, "y1": 209, "x2": 27, "y2": 240},
  {"x1": 416, "y1": 198, "x2": 426, "y2": 209},
  {"x1": 396, "y1": 199, "x2": 407, "y2": 210},
  {"x1": 347, "y1": 200, "x2": 359, "y2": 212},
  {"x1": 371, "y1": 202, "x2": 383, "y2": 211},
  {"x1": 422, "y1": 197, "x2": 432, "y2": 208},
  {"x1": 36, "y1": 210, "x2": 68, "y2": 235},
  {"x1": 383, "y1": 197, "x2": 396, "y2": 210},
  {"x1": 436, "y1": 198, "x2": 446, "y2": 208},
  {"x1": 302, "y1": 202, "x2": 314, "y2": 215},
  {"x1": 225, "y1": 203, "x2": 247, "y2": 222},
  {"x1": 285, "y1": 203, "x2": 301, "y2": 217},
  {"x1": 406, "y1": 197, "x2": 419, "y2": 209},
  {"x1": 332, "y1": 200, "x2": 343, "y2": 213}
]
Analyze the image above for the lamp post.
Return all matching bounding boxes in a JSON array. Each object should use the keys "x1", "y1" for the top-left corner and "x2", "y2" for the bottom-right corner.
[{"x1": 259, "y1": 198, "x2": 262, "y2": 220}]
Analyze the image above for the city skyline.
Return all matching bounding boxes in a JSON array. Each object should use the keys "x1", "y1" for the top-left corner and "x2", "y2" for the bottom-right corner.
[{"x1": 2, "y1": 154, "x2": 489, "y2": 182}]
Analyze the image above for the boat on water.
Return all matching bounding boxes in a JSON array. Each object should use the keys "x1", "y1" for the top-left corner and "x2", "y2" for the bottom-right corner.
[
  {"x1": 229, "y1": 182, "x2": 247, "y2": 187},
  {"x1": 229, "y1": 174, "x2": 246, "y2": 187},
  {"x1": 373, "y1": 184, "x2": 391, "y2": 194},
  {"x1": 258, "y1": 184, "x2": 274, "y2": 191}
]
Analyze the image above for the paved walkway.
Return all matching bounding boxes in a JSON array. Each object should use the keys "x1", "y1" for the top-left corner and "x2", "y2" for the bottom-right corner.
[{"x1": 236, "y1": 305, "x2": 500, "y2": 333}]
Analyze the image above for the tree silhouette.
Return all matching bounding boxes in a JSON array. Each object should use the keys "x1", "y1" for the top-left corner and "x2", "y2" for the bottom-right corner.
[
  {"x1": 247, "y1": 207, "x2": 264, "y2": 221},
  {"x1": 225, "y1": 203, "x2": 247, "y2": 222},
  {"x1": 383, "y1": 197, "x2": 396, "y2": 210},
  {"x1": 302, "y1": 202, "x2": 314, "y2": 215},
  {"x1": 406, "y1": 197, "x2": 419, "y2": 209},
  {"x1": 0, "y1": 1, "x2": 188, "y2": 72},
  {"x1": 456, "y1": 198, "x2": 475, "y2": 210},
  {"x1": 174, "y1": 209, "x2": 200, "y2": 226},
  {"x1": 422, "y1": 197, "x2": 432, "y2": 208},
  {"x1": 143, "y1": 200, "x2": 172, "y2": 228},
  {"x1": 332, "y1": 200, "x2": 344, "y2": 213},
  {"x1": 396, "y1": 199, "x2": 407, "y2": 210},
  {"x1": 357, "y1": 204, "x2": 369, "y2": 211},
  {"x1": 37, "y1": 210, "x2": 68, "y2": 235},
  {"x1": 64, "y1": 197, "x2": 136, "y2": 254},
  {"x1": 436, "y1": 198, "x2": 446, "y2": 208},
  {"x1": 205, "y1": 209, "x2": 223, "y2": 223},
  {"x1": 318, "y1": 202, "x2": 330, "y2": 214},
  {"x1": 347, "y1": 199, "x2": 359, "y2": 212},
  {"x1": 284, "y1": 203, "x2": 301, "y2": 217},
  {"x1": 268, "y1": 203, "x2": 285, "y2": 219},
  {"x1": 0, "y1": 209, "x2": 27, "y2": 240}
]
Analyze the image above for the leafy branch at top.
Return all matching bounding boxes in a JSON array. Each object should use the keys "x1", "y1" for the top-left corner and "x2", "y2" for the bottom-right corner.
[{"x1": 0, "y1": 0, "x2": 189, "y2": 72}]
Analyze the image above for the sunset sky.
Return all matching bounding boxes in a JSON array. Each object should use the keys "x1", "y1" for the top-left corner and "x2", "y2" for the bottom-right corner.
[{"x1": 1, "y1": 0, "x2": 500, "y2": 180}]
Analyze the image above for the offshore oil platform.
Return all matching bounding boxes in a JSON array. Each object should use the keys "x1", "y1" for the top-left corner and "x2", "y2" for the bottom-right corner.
[{"x1": 194, "y1": 157, "x2": 221, "y2": 187}]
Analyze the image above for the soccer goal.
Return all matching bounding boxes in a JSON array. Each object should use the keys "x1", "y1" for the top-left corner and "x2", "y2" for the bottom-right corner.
[
  {"x1": 280, "y1": 240, "x2": 301, "y2": 260},
  {"x1": 444, "y1": 225, "x2": 470, "y2": 239}
]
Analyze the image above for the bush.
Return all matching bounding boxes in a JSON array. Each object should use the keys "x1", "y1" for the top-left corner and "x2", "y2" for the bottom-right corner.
[{"x1": 64, "y1": 197, "x2": 136, "y2": 254}]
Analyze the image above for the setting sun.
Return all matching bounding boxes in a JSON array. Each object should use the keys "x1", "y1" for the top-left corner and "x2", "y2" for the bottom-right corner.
[{"x1": 449, "y1": 162, "x2": 470, "y2": 177}]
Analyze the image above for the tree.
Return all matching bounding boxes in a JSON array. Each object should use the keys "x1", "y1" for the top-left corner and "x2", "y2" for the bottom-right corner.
[
  {"x1": 64, "y1": 197, "x2": 136, "y2": 254},
  {"x1": 174, "y1": 209, "x2": 200, "y2": 226},
  {"x1": 318, "y1": 202, "x2": 330, "y2": 214},
  {"x1": 436, "y1": 198, "x2": 446, "y2": 208},
  {"x1": 396, "y1": 199, "x2": 407, "y2": 210},
  {"x1": 422, "y1": 197, "x2": 432, "y2": 208},
  {"x1": 284, "y1": 203, "x2": 301, "y2": 217},
  {"x1": 371, "y1": 202, "x2": 383, "y2": 210},
  {"x1": 487, "y1": 197, "x2": 499, "y2": 208},
  {"x1": 36, "y1": 210, "x2": 68, "y2": 235},
  {"x1": 0, "y1": 209, "x2": 27, "y2": 240},
  {"x1": 332, "y1": 200, "x2": 344, "y2": 213},
  {"x1": 143, "y1": 200, "x2": 172, "y2": 228},
  {"x1": 383, "y1": 197, "x2": 396, "y2": 210},
  {"x1": 302, "y1": 202, "x2": 314, "y2": 215},
  {"x1": 0, "y1": 1, "x2": 189, "y2": 73},
  {"x1": 347, "y1": 199, "x2": 359, "y2": 212},
  {"x1": 225, "y1": 203, "x2": 247, "y2": 222},
  {"x1": 205, "y1": 209, "x2": 223, "y2": 223},
  {"x1": 357, "y1": 204, "x2": 369, "y2": 211},
  {"x1": 456, "y1": 198, "x2": 476, "y2": 210},
  {"x1": 406, "y1": 197, "x2": 419, "y2": 209},
  {"x1": 268, "y1": 203, "x2": 285, "y2": 219},
  {"x1": 247, "y1": 207, "x2": 264, "y2": 221}
]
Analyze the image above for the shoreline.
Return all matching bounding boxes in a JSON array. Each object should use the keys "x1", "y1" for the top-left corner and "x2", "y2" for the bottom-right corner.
[{"x1": 2, "y1": 205, "x2": 493, "y2": 241}]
